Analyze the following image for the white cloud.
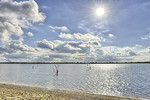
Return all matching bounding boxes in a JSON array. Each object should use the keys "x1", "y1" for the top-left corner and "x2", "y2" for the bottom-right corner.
[
  {"x1": 138, "y1": 46, "x2": 150, "y2": 55},
  {"x1": 59, "y1": 33, "x2": 102, "y2": 42},
  {"x1": 38, "y1": 23, "x2": 44, "y2": 26},
  {"x1": 27, "y1": 32, "x2": 33, "y2": 37},
  {"x1": 33, "y1": 32, "x2": 104, "y2": 61},
  {"x1": 0, "y1": 0, "x2": 46, "y2": 42},
  {"x1": 40, "y1": 5, "x2": 49, "y2": 9},
  {"x1": 0, "y1": 40, "x2": 38, "y2": 62},
  {"x1": 99, "y1": 45, "x2": 150, "y2": 62},
  {"x1": 49, "y1": 25, "x2": 69, "y2": 32},
  {"x1": 51, "y1": 30, "x2": 55, "y2": 32},
  {"x1": 74, "y1": 33, "x2": 100, "y2": 41},
  {"x1": 0, "y1": 21, "x2": 23, "y2": 42},
  {"x1": 35, "y1": 38, "x2": 100, "y2": 55},
  {"x1": 1, "y1": 39, "x2": 150, "y2": 62},
  {"x1": 0, "y1": 0, "x2": 45, "y2": 22},
  {"x1": 108, "y1": 34, "x2": 115, "y2": 38},
  {"x1": 141, "y1": 34, "x2": 150, "y2": 40},
  {"x1": 59, "y1": 32, "x2": 73, "y2": 39},
  {"x1": 135, "y1": 44, "x2": 142, "y2": 48},
  {"x1": 101, "y1": 46, "x2": 138, "y2": 57}
]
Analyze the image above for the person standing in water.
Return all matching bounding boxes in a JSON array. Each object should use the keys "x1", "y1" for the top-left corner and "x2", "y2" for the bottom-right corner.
[
  {"x1": 32, "y1": 66, "x2": 34, "y2": 69},
  {"x1": 54, "y1": 65, "x2": 58, "y2": 76}
]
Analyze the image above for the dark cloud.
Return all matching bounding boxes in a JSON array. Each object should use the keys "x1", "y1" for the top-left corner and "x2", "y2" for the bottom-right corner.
[
  {"x1": 0, "y1": 47, "x2": 6, "y2": 54},
  {"x1": 35, "y1": 39, "x2": 100, "y2": 54},
  {"x1": 0, "y1": 40, "x2": 35, "y2": 54},
  {"x1": 129, "y1": 51, "x2": 137, "y2": 56},
  {"x1": 35, "y1": 40, "x2": 53, "y2": 50}
]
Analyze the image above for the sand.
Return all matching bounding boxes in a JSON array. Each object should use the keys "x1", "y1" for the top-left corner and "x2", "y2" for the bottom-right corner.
[{"x1": 0, "y1": 83, "x2": 140, "y2": 100}]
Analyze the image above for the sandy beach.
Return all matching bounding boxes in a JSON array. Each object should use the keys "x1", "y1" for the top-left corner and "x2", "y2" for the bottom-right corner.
[{"x1": 0, "y1": 83, "x2": 140, "y2": 100}]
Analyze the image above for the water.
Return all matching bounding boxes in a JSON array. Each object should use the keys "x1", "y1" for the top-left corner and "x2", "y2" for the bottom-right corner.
[{"x1": 0, "y1": 64, "x2": 150, "y2": 99}]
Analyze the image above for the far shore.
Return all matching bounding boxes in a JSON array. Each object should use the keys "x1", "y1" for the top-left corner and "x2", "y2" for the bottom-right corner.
[
  {"x1": 0, "y1": 83, "x2": 140, "y2": 100},
  {"x1": 0, "y1": 61, "x2": 150, "y2": 64}
]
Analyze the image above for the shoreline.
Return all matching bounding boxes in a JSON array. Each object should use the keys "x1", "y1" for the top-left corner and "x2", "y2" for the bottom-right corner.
[
  {"x1": 0, "y1": 83, "x2": 140, "y2": 100},
  {"x1": 0, "y1": 62, "x2": 150, "y2": 64}
]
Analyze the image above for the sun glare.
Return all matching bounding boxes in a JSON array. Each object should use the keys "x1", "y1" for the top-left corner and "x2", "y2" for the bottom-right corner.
[{"x1": 96, "y1": 7, "x2": 105, "y2": 16}]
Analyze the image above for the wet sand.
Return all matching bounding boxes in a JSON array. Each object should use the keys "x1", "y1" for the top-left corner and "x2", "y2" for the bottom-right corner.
[{"x1": 0, "y1": 83, "x2": 139, "y2": 100}]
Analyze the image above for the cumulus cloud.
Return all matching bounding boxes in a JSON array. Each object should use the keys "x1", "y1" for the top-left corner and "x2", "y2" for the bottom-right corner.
[
  {"x1": 27, "y1": 32, "x2": 33, "y2": 37},
  {"x1": 99, "y1": 45, "x2": 149, "y2": 62},
  {"x1": 32, "y1": 32, "x2": 101, "y2": 55},
  {"x1": 101, "y1": 46, "x2": 138, "y2": 57},
  {"x1": 0, "y1": 0, "x2": 46, "y2": 42},
  {"x1": 35, "y1": 39, "x2": 54, "y2": 50},
  {"x1": 35, "y1": 33, "x2": 101, "y2": 55},
  {"x1": 1, "y1": 38, "x2": 150, "y2": 62},
  {"x1": 0, "y1": 40, "x2": 36, "y2": 54},
  {"x1": 36, "y1": 40, "x2": 80, "y2": 54},
  {"x1": 0, "y1": 40, "x2": 39, "y2": 61},
  {"x1": 74, "y1": 33, "x2": 100, "y2": 41},
  {"x1": 1, "y1": 40, "x2": 84, "y2": 62},
  {"x1": 0, "y1": 0, "x2": 45, "y2": 22},
  {"x1": 59, "y1": 32, "x2": 73, "y2": 39},
  {"x1": 0, "y1": 20, "x2": 24, "y2": 42},
  {"x1": 33, "y1": 32, "x2": 106, "y2": 61},
  {"x1": 59, "y1": 33, "x2": 101, "y2": 42},
  {"x1": 49, "y1": 25, "x2": 69, "y2": 32}
]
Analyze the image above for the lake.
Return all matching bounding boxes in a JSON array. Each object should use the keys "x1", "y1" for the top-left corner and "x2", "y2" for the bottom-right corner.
[{"x1": 0, "y1": 64, "x2": 150, "y2": 99}]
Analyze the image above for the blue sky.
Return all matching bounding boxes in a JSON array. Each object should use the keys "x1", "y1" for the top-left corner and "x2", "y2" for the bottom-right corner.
[{"x1": 0, "y1": 0, "x2": 150, "y2": 62}]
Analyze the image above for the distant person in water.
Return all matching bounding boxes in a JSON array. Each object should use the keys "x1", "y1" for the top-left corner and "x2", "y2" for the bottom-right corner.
[
  {"x1": 32, "y1": 66, "x2": 34, "y2": 69},
  {"x1": 54, "y1": 65, "x2": 58, "y2": 76}
]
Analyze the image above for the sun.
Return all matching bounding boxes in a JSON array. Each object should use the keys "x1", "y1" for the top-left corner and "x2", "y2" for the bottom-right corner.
[{"x1": 96, "y1": 7, "x2": 105, "y2": 16}]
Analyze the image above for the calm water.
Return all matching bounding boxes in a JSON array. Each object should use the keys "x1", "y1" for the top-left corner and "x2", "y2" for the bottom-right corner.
[{"x1": 0, "y1": 64, "x2": 150, "y2": 99}]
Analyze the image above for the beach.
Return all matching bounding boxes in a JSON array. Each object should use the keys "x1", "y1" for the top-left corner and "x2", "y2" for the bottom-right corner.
[{"x1": 0, "y1": 83, "x2": 139, "y2": 100}]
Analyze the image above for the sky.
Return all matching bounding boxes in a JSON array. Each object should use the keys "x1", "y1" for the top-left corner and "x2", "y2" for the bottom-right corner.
[{"x1": 0, "y1": 0, "x2": 150, "y2": 62}]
